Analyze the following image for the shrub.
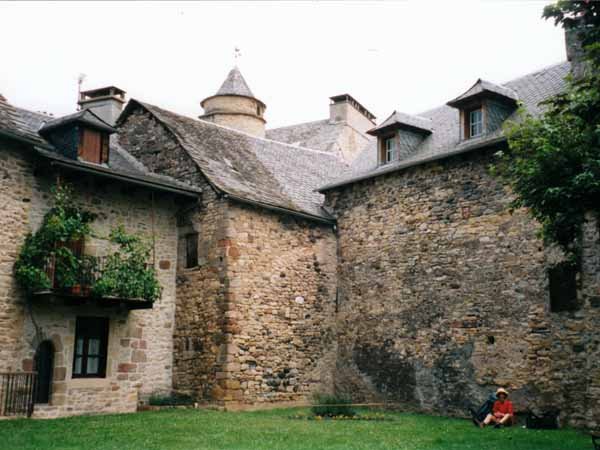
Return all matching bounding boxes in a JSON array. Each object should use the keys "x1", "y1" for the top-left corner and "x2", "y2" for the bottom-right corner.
[
  {"x1": 311, "y1": 393, "x2": 356, "y2": 418},
  {"x1": 148, "y1": 392, "x2": 194, "y2": 406}
]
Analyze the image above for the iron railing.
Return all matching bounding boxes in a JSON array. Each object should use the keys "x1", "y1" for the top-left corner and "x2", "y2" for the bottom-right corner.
[
  {"x1": 45, "y1": 255, "x2": 154, "y2": 295},
  {"x1": 0, "y1": 372, "x2": 37, "y2": 418}
]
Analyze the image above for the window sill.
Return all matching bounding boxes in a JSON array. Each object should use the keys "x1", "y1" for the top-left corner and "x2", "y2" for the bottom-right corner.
[{"x1": 68, "y1": 378, "x2": 109, "y2": 389}]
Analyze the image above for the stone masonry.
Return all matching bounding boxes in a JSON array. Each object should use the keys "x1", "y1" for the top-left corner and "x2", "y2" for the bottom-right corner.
[
  {"x1": 324, "y1": 148, "x2": 600, "y2": 428},
  {"x1": 0, "y1": 140, "x2": 182, "y2": 417},
  {"x1": 118, "y1": 107, "x2": 338, "y2": 407}
]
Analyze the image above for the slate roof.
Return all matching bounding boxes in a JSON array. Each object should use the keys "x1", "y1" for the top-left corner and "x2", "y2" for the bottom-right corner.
[
  {"x1": 0, "y1": 96, "x2": 47, "y2": 144},
  {"x1": 123, "y1": 100, "x2": 349, "y2": 220},
  {"x1": 216, "y1": 67, "x2": 255, "y2": 98},
  {"x1": 40, "y1": 109, "x2": 116, "y2": 135},
  {"x1": 447, "y1": 78, "x2": 519, "y2": 108},
  {"x1": 319, "y1": 61, "x2": 571, "y2": 192},
  {"x1": 266, "y1": 119, "x2": 349, "y2": 156},
  {"x1": 0, "y1": 97, "x2": 199, "y2": 196},
  {"x1": 367, "y1": 111, "x2": 433, "y2": 135}
]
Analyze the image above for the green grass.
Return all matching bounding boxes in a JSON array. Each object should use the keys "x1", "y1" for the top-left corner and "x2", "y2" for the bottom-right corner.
[{"x1": 0, "y1": 408, "x2": 591, "y2": 450}]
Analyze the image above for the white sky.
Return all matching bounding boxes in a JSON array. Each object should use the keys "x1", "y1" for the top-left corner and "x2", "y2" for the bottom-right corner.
[{"x1": 1, "y1": 1, "x2": 566, "y2": 128}]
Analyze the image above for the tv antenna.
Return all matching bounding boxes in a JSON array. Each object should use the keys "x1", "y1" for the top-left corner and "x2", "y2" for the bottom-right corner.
[{"x1": 77, "y1": 73, "x2": 86, "y2": 110}]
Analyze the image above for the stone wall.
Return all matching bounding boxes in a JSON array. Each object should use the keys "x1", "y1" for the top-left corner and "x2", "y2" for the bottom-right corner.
[
  {"x1": 325, "y1": 148, "x2": 600, "y2": 428},
  {"x1": 201, "y1": 95, "x2": 266, "y2": 138},
  {"x1": 214, "y1": 203, "x2": 338, "y2": 406},
  {"x1": 118, "y1": 108, "x2": 227, "y2": 402},
  {"x1": 0, "y1": 140, "x2": 33, "y2": 373},
  {"x1": 118, "y1": 108, "x2": 339, "y2": 406},
  {"x1": 173, "y1": 184, "x2": 229, "y2": 401},
  {"x1": 0, "y1": 139, "x2": 181, "y2": 417}
]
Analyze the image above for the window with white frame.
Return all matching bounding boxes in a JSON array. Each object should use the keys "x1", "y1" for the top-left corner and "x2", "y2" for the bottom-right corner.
[
  {"x1": 468, "y1": 108, "x2": 483, "y2": 138},
  {"x1": 384, "y1": 136, "x2": 397, "y2": 164}
]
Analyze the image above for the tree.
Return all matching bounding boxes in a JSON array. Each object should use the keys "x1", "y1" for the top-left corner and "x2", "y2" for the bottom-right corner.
[{"x1": 496, "y1": 1, "x2": 600, "y2": 265}]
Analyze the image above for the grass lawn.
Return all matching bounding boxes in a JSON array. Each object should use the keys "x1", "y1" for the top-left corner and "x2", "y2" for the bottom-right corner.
[{"x1": 0, "y1": 408, "x2": 592, "y2": 450}]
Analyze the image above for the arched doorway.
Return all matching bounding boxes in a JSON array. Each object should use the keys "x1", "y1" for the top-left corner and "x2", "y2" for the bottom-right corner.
[{"x1": 34, "y1": 341, "x2": 54, "y2": 404}]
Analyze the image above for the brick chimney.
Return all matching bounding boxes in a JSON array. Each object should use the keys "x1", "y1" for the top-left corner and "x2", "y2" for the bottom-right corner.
[
  {"x1": 78, "y1": 86, "x2": 126, "y2": 126},
  {"x1": 329, "y1": 94, "x2": 376, "y2": 134}
]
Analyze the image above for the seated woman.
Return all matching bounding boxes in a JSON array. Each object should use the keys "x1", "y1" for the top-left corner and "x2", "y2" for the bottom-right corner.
[{"x1": 481, "y1": 388, "x2": 514, "y2": 428}]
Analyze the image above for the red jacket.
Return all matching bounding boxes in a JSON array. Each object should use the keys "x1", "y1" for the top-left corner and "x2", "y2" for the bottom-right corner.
[{"x1": 493, "y1": 400, "x2": 514, "y2": 416}]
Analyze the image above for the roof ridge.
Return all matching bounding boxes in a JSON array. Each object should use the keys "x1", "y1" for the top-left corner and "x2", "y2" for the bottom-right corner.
[
  {"x1": 267, "y1": 118, "x2": 329, "y2": 131},
  {"x1": 135, "y1": 99, "x2": 345, "y2": 159},
  {"x1": 13, "y1": 106, "x2": 52, "y2": 119},
  {"x1": 414, "y1": 60, "x2": 570, "y2": 118},
  {"x1": 501, "y1": 60, "x2": 569, "y2": 87}
]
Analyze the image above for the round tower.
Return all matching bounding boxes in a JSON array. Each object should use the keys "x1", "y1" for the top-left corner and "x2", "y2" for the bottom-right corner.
[{"x1": 200, "y1": 67, "x2": 266, "y2": 137}]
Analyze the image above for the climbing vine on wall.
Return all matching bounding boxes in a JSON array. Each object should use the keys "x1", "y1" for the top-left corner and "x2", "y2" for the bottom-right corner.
[{"x1": 14, "y1": 184, "x2": 95, "y2": 293}]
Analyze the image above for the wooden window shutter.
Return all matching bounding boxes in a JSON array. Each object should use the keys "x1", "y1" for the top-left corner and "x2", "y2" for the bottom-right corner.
[
  {"x1": 185, "y1": 233, "x2": 199, "y2": 269},
  {"x1": 101, "y1": 134, "x2": 109, "y2": 164},
  {"x1": 79, "y1": 128, "x2": 102, "y2": 164},
  {"x1": 78, "y1": 128, "x2": 84, "y2": 157},
  {"x1": 61, "y1": 237, "x2": 84, "y2": 259}
]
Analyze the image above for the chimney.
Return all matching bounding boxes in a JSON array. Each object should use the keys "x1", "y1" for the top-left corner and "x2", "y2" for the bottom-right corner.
[
  {"x1": 329, "y1": 94, "x2": 376, "y2": 134},
  {"x1": 565, "y1": 28, "x2": 588, "y2": 80},
  {"x1": 78, "y1": 86, "x2": 126, "y2": 126}
]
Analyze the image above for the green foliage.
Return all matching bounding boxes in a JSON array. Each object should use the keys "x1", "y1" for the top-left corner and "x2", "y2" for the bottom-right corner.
[
  {"x1": 92, "y1": 225, "x2": 162, "y2": 302},
  {"x1": 148, "y1": 392, "x2": 194, "y2": 406},
  {"x1": 14, "y1": 185, "x2": 95, "y2": 293},
  {"x1": 311, "y1": 393, "x2": 356, "y2": 418},
  {"x1": 15, "y1": 184, "x2": 161, "y2": 302},
  {"x1": 495, "y1": 1, "x2": 600, "y2": 264}
]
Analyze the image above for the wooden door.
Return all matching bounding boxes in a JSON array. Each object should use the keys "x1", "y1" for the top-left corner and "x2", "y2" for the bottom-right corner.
[{"x1": 34, "y1": 341, "x2": 54, "y2": 404}]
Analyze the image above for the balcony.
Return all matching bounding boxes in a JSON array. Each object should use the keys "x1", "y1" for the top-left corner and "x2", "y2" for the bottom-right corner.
[{"x1": 32, "y1": 255, "x2": 155, "y2": 310}]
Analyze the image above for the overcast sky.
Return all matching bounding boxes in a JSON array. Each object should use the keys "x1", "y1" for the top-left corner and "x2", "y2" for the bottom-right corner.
[{"x1": 1, "y1": 1, "x2": 566, "y2": 128}]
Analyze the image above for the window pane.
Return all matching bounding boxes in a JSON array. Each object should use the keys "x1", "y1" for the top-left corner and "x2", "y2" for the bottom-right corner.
[
  {"x1": 76, "y1": 338, "x2": 84, "y2": 356},
  {"x1": 73, "y1": 357, "x2": 82, "y2": 375},
  {"x1": 88, "y1": 338, "x2": 100, "y2": 356},
  {"x1": 87, "y1": 357, "x2": 99, "y2": 374},
  {"x1": 469, "y1": 109, "x2": 483, "y2": 137},
  {"x1": 73, "y1": 317, "x2": 109, "y2": 378}
]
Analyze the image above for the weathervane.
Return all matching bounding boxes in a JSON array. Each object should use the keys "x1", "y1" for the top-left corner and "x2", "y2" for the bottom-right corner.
[{"x1": 234, "y1": 47, "x2": 241, "y2": 65}]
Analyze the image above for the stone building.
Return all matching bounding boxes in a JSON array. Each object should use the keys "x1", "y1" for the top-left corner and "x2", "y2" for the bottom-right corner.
[
  {"x1": 0, "y1": 90, "x2": 200, "y2": 417},
  {"x1": 0, "y1": 31, "x2": 598, "y2": 427},
  {"x1": 318, "y1": 49, "x2": 600, "y2": 426}
]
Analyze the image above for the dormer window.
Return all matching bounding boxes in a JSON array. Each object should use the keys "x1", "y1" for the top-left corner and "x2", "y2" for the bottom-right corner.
[
  {"x1": 79, "y1": 128, "x2": 109, "y2": 164},
  {"x1": 447, "y1": 78, "x2": 518, "y2": 141},
  {"x1": 384, "y1": 136, "x2": 397, "y2": 164},
  {"x1": 367, "y1": 111, "x2": 433, "y2": 166},
  {"x1": 38, "y1": 109, "x2": 116, "y2": 164},
  {"x1": 467, "y1": 107, "x2": 483, "y2": 138}
]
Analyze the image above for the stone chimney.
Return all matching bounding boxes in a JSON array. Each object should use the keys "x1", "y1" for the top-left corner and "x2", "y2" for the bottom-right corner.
[
  {"x1": 200, "y1": 67, "x2": 266, "y2": 138},
  {"x1": 329, "y1": 94, "x2": 376, "y2": 134},
  {"x1": 77, "y1": 86, "x2": 126, "y2": 126},
  {"x1": 565, "y1": 28, "x2": 589, "y2": 80}
]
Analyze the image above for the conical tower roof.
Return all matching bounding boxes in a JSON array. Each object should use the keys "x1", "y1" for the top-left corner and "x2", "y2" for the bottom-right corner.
[{"x1": 215, "y1": 66, "x2": 254, "y2": 98}]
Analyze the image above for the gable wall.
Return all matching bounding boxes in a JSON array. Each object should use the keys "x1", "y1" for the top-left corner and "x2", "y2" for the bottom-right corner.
[
  {"x1": 118, "y1": 109, "x2": 228, "y2": 401},
  {"x1": 336, "y1": 125, "x2": 372, "y2": 164},
  {"x1": 117, "y1": 108, "x2": 339, "y2": 406},
  {"x1": 325, "y1": 149, "x2": 600, "y2": 428}
]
